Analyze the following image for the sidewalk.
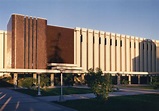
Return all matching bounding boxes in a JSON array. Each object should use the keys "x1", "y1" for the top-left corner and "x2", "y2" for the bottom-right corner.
[
  {"x1": 37, "y1": 88, "x2": 159, "y2": 102},
  {"x1": 0, "y1": 88, "x2": 76, "y2": 111}
]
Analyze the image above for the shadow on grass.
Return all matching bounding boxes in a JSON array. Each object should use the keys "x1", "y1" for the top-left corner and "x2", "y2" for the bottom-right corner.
[{"x1": 56, "y1": 94, "x2": 159, "y2": 111}]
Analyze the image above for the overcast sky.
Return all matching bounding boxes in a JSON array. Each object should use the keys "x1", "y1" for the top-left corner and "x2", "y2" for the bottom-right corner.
[{"x1": 0, "y1": 0, "x2": 159, "y2": 40}]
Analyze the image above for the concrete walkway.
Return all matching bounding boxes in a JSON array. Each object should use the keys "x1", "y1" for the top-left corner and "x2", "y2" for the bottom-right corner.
[
  {"x1": 0, "y1": 88, "x2": 76, "y2": 111},
  {"x1": 37, "y1": 88, "x2": 159, "y2": 102}
]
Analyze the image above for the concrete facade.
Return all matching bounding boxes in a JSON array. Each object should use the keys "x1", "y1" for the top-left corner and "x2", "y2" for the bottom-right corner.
[{"x1": 74, "y1": 28, "x2": 159, "y2": 72}]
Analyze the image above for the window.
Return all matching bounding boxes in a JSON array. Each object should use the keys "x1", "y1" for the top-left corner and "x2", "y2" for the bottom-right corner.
[
  {"x1": 105, "y1": 38, "x2": 107, "y2": 45},
  {"x1": 115, "y1": 40, "x2": 117, "y2": 46},
  {"x1": 80, "y1": 35, "x2": 83, "y2": 42},
  {"x1": 99, "y1": 37, "x2": 101, "y2": 44},
  {"x1": 120, "y1": 40, "x2": 122, "y2": 47},
  {"x1": 130, "y1": 42, "x2": 131, "y2": 48},
  {"x1": 93, "y1": 36, "x2": 95, "y2": 44},
  {"x1": 110, "y1": 39, "x2": 112, "y2": 46},
  {"x1": 134, "y1": 42, "x2": 136, "y2": 48}
]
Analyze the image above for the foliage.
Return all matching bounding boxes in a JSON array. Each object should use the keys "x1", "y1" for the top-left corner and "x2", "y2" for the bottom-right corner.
[
  {"x1": 63, "y1": 74, "x2": 74, "y2": 86},
  {"x1": 85, "y1": 68, "x2": 112, "y2": 101},
  {"x1": 150, "y1": 76, "x2": 159, "y2": 89},
  {"x1": 18, "y1": 77, "x2": 36, "y2": 89},
  {"x1": 122, "y1": 79, "x2": 128, "y2": 85},
  {"x1": 40, "y1": 74, "x2": 50, "y2": 88}
]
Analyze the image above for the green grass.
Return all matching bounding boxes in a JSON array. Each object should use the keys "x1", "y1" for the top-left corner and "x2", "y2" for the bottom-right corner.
[
  {"x1": 13, "y1": 87, "x2": 92, "y2": 96},
  {"x1": 57, "y1": 94, "x2": 159, "y2": 111}
]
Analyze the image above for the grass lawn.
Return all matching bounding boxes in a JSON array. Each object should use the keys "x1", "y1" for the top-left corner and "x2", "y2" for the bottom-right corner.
[
  {"x1": 13, "y1": 87, "x2": 92, "y2": 96},
  {"x1": 120, "y1": 85, "x2": 154, "y2": 89},
  {"x1": 57, "y1": 94, "x2": 159, "y2": 111}
]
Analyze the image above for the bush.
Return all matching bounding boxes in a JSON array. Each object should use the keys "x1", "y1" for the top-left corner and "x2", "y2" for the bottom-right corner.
[
  {"x1": 151, "y1": 76, "x2": 159, "y2": 89},
  {"x1": 85, "y1": 68, "x2": 112, "y2": 101},
  {"x1": 19, "y1": 77, "x2": 36, "y2": 89},
  {"x1": 40, "y1": 74, "x2": 50, "y2": 88}
]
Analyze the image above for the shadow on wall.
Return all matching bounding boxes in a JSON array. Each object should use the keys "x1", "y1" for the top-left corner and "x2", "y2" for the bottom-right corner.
[
  {"x1": 133, "y1": 39, "x2": 159, "y2": 72},
  {"x1": 48, "y1": 33, "x2": 64, "y2": 63}
]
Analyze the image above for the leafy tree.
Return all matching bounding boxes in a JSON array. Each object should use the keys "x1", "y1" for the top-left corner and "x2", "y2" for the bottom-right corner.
[
  {"x1": 40, "y1": 74, "x2": 49, "y2": 88},
  {"x1": 151, "y1": 76, "x2": 159, "y2": 89},
  {"x1": 19, "y1": 77, "x2": 36, "y2": 89},
  {"x1": 85, "y1": 68, "x2": 112, "y2": 101}
]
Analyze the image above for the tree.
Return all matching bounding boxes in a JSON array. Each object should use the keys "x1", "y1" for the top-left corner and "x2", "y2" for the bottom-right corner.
[
  {"x1": 151, "y1": 76, "x2": 159, "y2": 89},
  {"x1": 85, "y1": 68, "x2": 112, "y2": 101}
]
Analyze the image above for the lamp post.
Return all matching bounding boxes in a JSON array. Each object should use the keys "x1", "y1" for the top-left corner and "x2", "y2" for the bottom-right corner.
[
  {"x1": 59, "y1": 69, "x2": 65, "y2": 102},
  {"x1": 37, "y1": 73, "x2": 41, "y2": 96}
]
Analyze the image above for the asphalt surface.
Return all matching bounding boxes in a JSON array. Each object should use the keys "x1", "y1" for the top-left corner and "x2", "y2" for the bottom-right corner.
[{"x1": 0, "y1": 88, "x2": 76, "y2": 111}]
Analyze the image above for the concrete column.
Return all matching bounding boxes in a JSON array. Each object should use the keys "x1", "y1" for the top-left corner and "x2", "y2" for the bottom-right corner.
[
  {"x1": 94, "y1": 30, "x2": 99, "y2": 69},
  {"x1": 144, "y1": 40, "x2": 148, "y2": 71},
  {"x1": 81, "y1": 74, "x2": 85, "y2": 81},
  {"x1": 138, "y1": 75, "x2": 140, "y2": 84},
  {"x1": 14, "y1": 73, "x2": 18, "y2": 88},
  {"x1": 81, "y1": 28, "x2": 87, "y2": 71},
  {"x1": 100, "y1": 31, "x2": 105, "y2": 71},
  {"x1": 74, "y1": 27, "x2": 81, "y2": 67},
  {"x1": 152, "y1": 40, "x2": 156, "y2": 72},
  {"x1": 87, "y1": 29, "x2": 93, "y2": 69},
  {"x1": 140, "y1": 38, "x2": 144, "y2": 71},
  {"x1": 148, "y1": 41, "x2": 151, "y2": 72},
  {"x1": 106, "y1": 32, "x2": 110, "y2": 71},
  {"x1": 135, "y1": 37, "x2": 139, "y2": 71},
  {"x1": 33, "y1": 73, "x2": 37, "y2": 85},
  {"x1": 50, "y1": 74, "x2": 54, "y2": 87},
  {"x1": 121, "y1": 35, "x2": 126, "y2": 71},
  {"x1": 116, "y1": 34, "x2": 120, "y2": 72},
  {"x1": 117, "y1": 74, "x2": 121, "y2": 85},
  {"x1": 111, "y1": 33, "x2": 115, "y2": 71},
  {"x1": 131, "y1": 37, "x2": 134, "y2": 71},
  {"x1": 150, "y1": 76, "x2": 153, "y2": 83},
  {"x1": 128, "y1": 74, "x2": 131, "y2": 85},
  {"x1": 126, "y1": 36, "x2": 130, "y2": 72}
]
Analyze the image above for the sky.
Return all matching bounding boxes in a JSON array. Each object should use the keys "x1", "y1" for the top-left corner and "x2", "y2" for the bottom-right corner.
[{"x1": 0, "y1": 0, "x2": 159, "y2": 40}]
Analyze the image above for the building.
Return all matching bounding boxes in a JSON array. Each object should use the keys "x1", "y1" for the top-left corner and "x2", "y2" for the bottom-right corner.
[{"x1": 1, "y1": 13, "x2": 159, "y2": 85}]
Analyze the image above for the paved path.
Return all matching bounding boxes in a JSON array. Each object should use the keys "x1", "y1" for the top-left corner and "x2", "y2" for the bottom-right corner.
[
  {"x1": 37, "y1": 88, "x2": 159, "y2": 102},
  {"x1": 0, "y1": 88, "x2": 76, "y2": 111}
]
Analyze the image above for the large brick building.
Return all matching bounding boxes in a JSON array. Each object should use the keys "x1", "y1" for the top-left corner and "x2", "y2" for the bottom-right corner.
[{"x1": 1, "y1": 14, "x2": 159, "y2": 84}]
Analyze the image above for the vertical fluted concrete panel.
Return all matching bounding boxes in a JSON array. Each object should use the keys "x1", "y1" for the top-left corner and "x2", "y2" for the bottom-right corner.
[
  {"x1": 111, "y1": 33, "x2": 115, "y2": 71},
  {"x1": 75, "y1": 28, "x2": 81, "y2": 67},
  {"x1": 121, "y1": 35, "x2": 126, "y2": 71},
  {"x1": 29, "y1": 18, "x2": 33, "y2": 69},
  {"x1": 81, "y1": 28, "x2": 87, "y2": 71},
  {"x1": 126, "y1": 36, "x2": 130, "y2": 72},
  {"x1": 135, "y1": 37, "x2": 139, "y2": 71},
  {"x1": 144, "y1": 40, "x2": 148, "y2": 71},
  {"x1": 156, "y1": 41, "x2": 159, "y2": 71},
  {"x1": 100, "y1": 31, "x2": 105, "y2": 71},
  {"x1": 25, "y1": 17, "x2": 29, "y2": 69},
  {"x1": 116, "y1": 34, "x2": 120, "y2": 71},
  {"x1": 148, "y1": 41, "x2": 151, "y2": 72},
  {"x1": 87, "y1": 29, "x2": 93, "y2": 69},
  {"x1": 152, "y1": 40, "x2": 156, "y2": 72},
  {"x1": 37, "y1": 18, "x2": 47, "y2": 69},
  {"x1": 0, "y1": 31, "x2": 4, "y2": 71},
  {"x1": 106, "y1": 32, "x2": 110, "y2": 71},
  {"x1": 139, "y1": 38, "x2": 144, "y2": 71},
  {"x1": 33, "y1": 18, "x2": 37, "y2": 69},
  {"x1": 131, "y1": 36, "x2": 134, "y2": 72},
  {"x1": 15, "y1": 15, "x2": 25, "y2": 68},
  {"x1": 94, "y1": 30, "x2": 99, "y2": 69}
]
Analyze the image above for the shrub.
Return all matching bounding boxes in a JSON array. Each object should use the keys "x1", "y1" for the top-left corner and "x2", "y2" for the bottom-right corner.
[
  {"x1": 19, "y1": 77, "x2": 36, "y2": 89},
  {"x1": 151, "y1": 76, "x2": 159, "y2": 89},
  {"x1": 85, "y1": 68, "x2": 112, "y2": 101}
]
